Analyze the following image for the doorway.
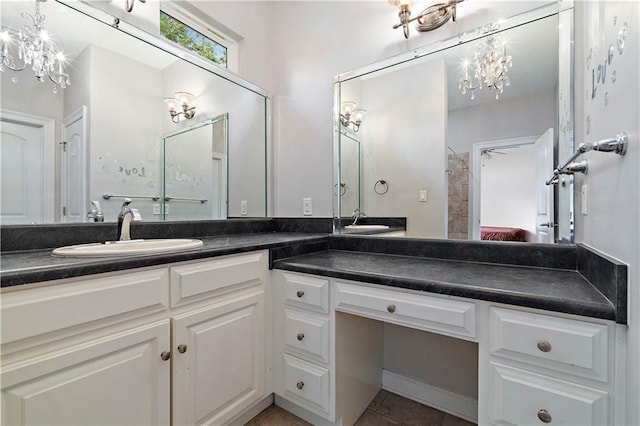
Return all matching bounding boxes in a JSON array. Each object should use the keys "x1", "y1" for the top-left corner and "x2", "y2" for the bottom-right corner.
[{"x1": 0, "y1": 109, "x2": 55, "y2": 224}]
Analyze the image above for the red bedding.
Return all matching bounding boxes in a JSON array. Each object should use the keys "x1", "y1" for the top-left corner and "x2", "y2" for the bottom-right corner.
[{"x1": 481, "y1": 226, "x2": 527, "y2": 242}]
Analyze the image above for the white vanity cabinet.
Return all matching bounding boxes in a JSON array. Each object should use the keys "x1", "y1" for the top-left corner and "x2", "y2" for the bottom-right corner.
[
  {"x1": 481, "y1": 306, "x2": 615, "y2": 426},
  {"x1": 1, "y1": 250, "x2": 271, "y2": 426},
  {"x1": 271, "y1": 271, "x2": 619, "y2": 426},
  {"x1": 273, "y1": 271, "x2": 334, "y2": 420}
]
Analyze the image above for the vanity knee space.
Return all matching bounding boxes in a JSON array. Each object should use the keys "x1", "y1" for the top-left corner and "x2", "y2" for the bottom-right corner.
[{"x1": 271, "y1": 270, "x2": 618, "y2": 426}]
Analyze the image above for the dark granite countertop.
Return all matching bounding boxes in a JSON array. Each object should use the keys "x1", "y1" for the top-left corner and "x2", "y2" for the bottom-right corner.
[
  {"x1": 1, "y1": 233, "x2": 328, "y2": 287},
  {"x1": 1, "y1": 220, "x2": 627, "y2": 324},
  {"x1": 273, "y1": 249, "x2": 618, "y2": 322}
]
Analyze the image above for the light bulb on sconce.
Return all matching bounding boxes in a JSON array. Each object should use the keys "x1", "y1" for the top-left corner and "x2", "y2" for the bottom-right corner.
[
  {"x1": 164, "y1": 91, "x2": 196, "y2": 123},
  {"x1": 340, "y1": 101, "x2": 367, "y2": 132},
  {"x1": 389, "y1": 0, "x2": 464, "y2": 39}
]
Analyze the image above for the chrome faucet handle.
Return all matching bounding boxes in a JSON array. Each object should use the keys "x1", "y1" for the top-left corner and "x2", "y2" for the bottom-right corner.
[
  {"x1": 120, "y1": 198, "x2": 132, "y2": 209},
  {"x1": 130, "y1": 208, "x2": 142, "y2": 221}
]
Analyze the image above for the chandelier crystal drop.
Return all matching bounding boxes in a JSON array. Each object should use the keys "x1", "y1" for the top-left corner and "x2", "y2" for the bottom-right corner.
[
  {"x1": 458, "y1": 35, "x2": 512, "y2": 100},
  {"x1": 0, "y1": 0, "x2": 70, "y2": 90}
]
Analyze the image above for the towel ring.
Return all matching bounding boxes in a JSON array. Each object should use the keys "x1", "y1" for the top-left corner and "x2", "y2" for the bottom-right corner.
[
  {"x1": 334, "y1": 182, "x2": 347, "y2": 197},
  {"x1": 374, "y1": 179, "x2": 389, "y2": 195}
]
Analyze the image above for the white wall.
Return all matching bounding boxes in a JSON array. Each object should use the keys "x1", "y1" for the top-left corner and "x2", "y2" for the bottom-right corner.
[
  {"x1": 448, "y1": 91, "x2": 556, "y2": 153},
  {"x1": 573, "y1": 1, "x2": 640, "y2": 424},
  {"x1": 480, "y1": 145, "x2": 537, "y2": 237},
  {"x1": 359, "y1": 60, "x2": 448, "y2": 238}
]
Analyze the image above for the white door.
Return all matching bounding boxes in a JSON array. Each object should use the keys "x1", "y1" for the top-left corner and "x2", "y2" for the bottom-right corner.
[
  {"x1": 172, "y1": 292, "x2": 265, "y2": 425},
  {"x1": 535, "y1": 128, "x2": 555, "y2": 243},
  {"x1": 0, "y1": 111, "x2": 55, "y2": 224},
  {"x1": 61, "y1": 107, "x2": 88, "y2": 222},
  {"x1": 1, "y1": 321, "x2": 170, "y2": 425}
]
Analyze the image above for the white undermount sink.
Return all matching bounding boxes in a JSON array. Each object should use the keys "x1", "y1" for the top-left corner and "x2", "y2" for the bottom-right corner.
[
  {"x1": 52, "y1": 239, "x2": 204, "y2": 258},
  {"x1": 344, "y1": 224, "x2": 390, "y2": 231}
]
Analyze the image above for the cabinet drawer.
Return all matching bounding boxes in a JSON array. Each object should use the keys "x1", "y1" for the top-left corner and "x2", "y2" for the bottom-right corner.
[
  {"x1": 489, "y1": 362, "x2": 608, "y2": 426},
  {"x1": 283, "y1": 354, "x2": 330, "y2": 417},
  {"x1": 334, "y1": 282, "x2": 476, "y2": 339},
  {"x1": 490, "y1": 308, "x2": 609, "y2": 381},
  {"x1": 284, "y1": 309, "x2": 330, "y2": 364},
  {"x1": 283, "y1": 273, "x2": 329, "y2": 314},
  {"x1": 170, "y1": 252, "x2": 264, "y2": 307},
  {"x1": 1, "y1": 268, "x2": 169, "y2": 345}
]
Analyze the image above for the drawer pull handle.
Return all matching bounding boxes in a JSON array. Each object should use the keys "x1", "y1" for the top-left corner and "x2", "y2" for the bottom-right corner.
[
  {"x1": 296, "y1": 290, "x2": 305, "y2": 298},
  {"x1": 537, "y1": 409, "x2": 552, "y2": 423},
  {"x1": 160, "y1": 351, "x2": 171, "y2": 361},
  {"x1": 537, "y1": 340, "x2": 552, "y2": 352},
  {"x1": 178, "y1": 344, "x2": 188, "y2": 354},
  {"x1": 387, "y1": 304, "x2": 396, "y2": 313},
  {"x1": 296, "y1": 381, "x2": 304, "y2": 390},
  {"x1": 297, "y1": 333, "x2": 305, "y2": 341}
]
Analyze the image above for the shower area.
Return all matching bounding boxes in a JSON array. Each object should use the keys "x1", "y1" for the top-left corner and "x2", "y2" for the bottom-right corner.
[{"x1": 447, "y1": 148, "x2": 470, "y2": 240}]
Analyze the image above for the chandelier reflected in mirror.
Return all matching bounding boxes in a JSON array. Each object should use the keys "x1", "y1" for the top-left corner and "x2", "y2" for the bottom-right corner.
[
  {"x1": 0, "y1": 0, "x2": 70, "y2": 92},
  {"x1": 458, "y1": 35, "x2": 512, "y2": 100}
]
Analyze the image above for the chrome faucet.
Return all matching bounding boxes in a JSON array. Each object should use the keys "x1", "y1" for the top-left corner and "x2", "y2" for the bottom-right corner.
[
  {"x1": 117, "y1": 198, "x2": 142, "y2": 241},
  {"x1": 351, "y1": 209, "x2": 365, "y2": 225},
  {"x1": 87, "y1": 200, "x2": 104, "y2": 222}
]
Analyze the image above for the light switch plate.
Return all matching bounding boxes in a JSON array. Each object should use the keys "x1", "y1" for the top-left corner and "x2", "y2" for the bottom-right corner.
[
  {"x1": 419, "y1": 190, "x2": 427, "y2": 202},
  {"x1": 153, "y1": 204, "x2": 161, "y2": 215},
  {"x1": 241, "y1": 200, "x2": 248, "y2": 215},
  {"x1": 581, "y1": 184, "x2": 588, "y2": 215},
  {"x1": 303, "y1": 198, "x2": 312, "y2": 216}
]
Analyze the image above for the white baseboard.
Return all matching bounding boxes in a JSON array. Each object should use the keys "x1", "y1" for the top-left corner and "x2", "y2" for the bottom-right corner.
[
  {"x1": 382, "y1": 370, "x2": 478, "y2": 423},
  {"x1": 228, "y1": 394, "x2": 274, "y2": 426}
]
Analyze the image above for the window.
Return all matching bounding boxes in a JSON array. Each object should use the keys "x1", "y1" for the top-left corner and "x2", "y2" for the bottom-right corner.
[{"x1": 159, "y1": 5, "x2": 237, "y2": 71}]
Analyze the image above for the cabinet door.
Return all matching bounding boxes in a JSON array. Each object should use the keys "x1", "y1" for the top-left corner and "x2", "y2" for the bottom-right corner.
[
  {"x1": 172, "y1": 292, "x2": 265, "y2": 425},
  {"x1": 1, "y1": 320, "x2": 170, "y2": 426}
]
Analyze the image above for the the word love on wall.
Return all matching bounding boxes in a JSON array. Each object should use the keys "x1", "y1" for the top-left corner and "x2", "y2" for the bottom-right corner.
[{"x1": 583, "y1": 3, "x2": 630, "y2": 137}]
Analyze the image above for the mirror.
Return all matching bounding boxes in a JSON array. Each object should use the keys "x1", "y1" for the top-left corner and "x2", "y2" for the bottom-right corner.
[
  {"x1": 163, "y1": 115, "x2": 228, "y2": 221},
  {"x1": 0, "y1": 0, "x2": 268, "y2": 224},
  {"x1": 334, "y1": 2, "x2": 574, "y2": 243}
]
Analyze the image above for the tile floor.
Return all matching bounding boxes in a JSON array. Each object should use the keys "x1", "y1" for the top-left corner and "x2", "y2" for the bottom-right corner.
[{"x1": 244, "y1": 390, "x2": 477, "y2": 426}]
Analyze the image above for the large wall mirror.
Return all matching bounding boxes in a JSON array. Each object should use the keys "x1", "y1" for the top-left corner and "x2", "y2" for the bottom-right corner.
[
  {"x1": 0, "y1": 0, "x2": 268, "y2": 224},
  {"x1": 334, "y1": 2, "x2": 574, "y2": 244}
]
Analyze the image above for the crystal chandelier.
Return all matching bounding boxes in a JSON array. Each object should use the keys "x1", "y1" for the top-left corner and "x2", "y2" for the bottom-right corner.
[
  {"x1": 0, "y1": 0, "x2": 70, "y2": 91},
  {"x1": 458, "y1": 35, "x2": 512, "y2": 100}
]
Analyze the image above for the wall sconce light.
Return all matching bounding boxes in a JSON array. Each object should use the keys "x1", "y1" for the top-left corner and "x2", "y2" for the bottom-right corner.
[
  {"x1": 164, "y1": 92, "x2": 196, "y2": 123},
  {"x1": 340, "y1": 101, "x2": 367, "y2": 132},
  {"x1": 389, "y1": 0, "x2": 464, "y2": 39}
]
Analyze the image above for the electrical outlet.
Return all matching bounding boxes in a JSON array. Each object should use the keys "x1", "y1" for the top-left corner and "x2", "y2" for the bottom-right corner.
[
  {"x1": 241, "y1": 200, "x2": 248, "y2": 216},
  {"x1": 303, "y1": 198, "x2": 312, "y2": 216},
  {"x1": 581, "y1": 184, "x2": 588, "y2": 215},
  {"x1": 419, "y1": 190, "x2": 427, "y2": 202},
  {"x1": 153, "y1": 204, "x2": 161, "y2": 215}
]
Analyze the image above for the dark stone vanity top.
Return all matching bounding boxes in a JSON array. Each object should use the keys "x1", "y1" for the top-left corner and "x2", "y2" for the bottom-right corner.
[
  {"x1": 273, "y1": 250, "x2": 617, "y2": 322},
  {"x1": 271, "y1": 235, "x2": 628, "y2": 324},
  {"x1": 1, "y1": 220, "x2": 627, "y2": 324},
  {"x1": 0, "y1": 233, "x2": 329, "y2": 288}
]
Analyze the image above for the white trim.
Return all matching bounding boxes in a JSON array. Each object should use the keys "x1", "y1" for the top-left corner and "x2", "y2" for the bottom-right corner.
[
  {"x1": 160, "y1": 2, "x2": 239, "y2": 72},
  {"x1": 228, "y1": 394, "x2": 274, "y2": 426},
  {"x1": 471, "y1": 135, "x2": 539, "y2": 241},
  {"x1": 0, "y1": 108, "x2": 55, "y2": 224},
  {"x1": 382, "y1": 369, "x2": 478, "y2": 424}
]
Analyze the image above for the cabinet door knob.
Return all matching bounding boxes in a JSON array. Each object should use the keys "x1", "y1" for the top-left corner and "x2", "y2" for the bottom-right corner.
[
  {"x1": 537, "y1": 340, "x2": 552, "y2": 352},
  {"x1": 537, "y1": 409, "x2": 552, "y2": 423},
  {"x1": 160, "y1": 351, "x2": 171, "y2": 361},
  {"x1": 178, "y1": 344, "x2": 188, "y2": 354},
  {"x1": 296, "y1": 381, "x2": 304, "y2": 390},
  {"x1": 387, "y1": 304, "x2": 396, "y2": 313},
  {"x1": 296, "y1": 290, "x2": 305, "y2": 298},
  {"x1": 297, "y1": 333, "x2": 305, "y2": 341}
]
